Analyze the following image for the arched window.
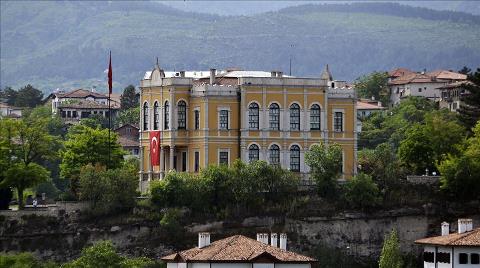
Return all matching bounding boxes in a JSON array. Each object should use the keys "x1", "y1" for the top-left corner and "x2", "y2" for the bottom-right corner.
[
  {"x1": 248, "y1": 144, "x2": 259, "y2": 162},
  {"x1": 269, "y1": 103, "x2": 280, "y2": 130},
  {"x1": 164, "y1": 101, "x2": 169, "y2": 130},
  {"x1": 248, "y1": 103, "x2": 259, "y2": 130},
  {"x1": 178, "y1": 100, "x2": 186, "y2": 129},
  {"x1": 153, "y1": 101, "x2": 159, "y2": 130},
  {"x1": 290, "y1": 103, "x2": 300, "y2": 130},
  {"x1": 143, "y1": 102, "x2": 149, "y2": 131},
  {"x1": 269, "y1": 144, "x2": 280, "y2": 165},
  {"x1": 290, "y1": 145, "x2": 300, "y2": 172},
  {"x1": 310, "y1": 104, "x2": 321, "y2": 130}
]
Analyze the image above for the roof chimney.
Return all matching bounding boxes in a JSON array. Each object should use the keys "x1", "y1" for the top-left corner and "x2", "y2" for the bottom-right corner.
[
  {"x1": 271, "y1": 71, "x2": 277, "y2": 77},
  {"x1": 441, "y1": 222, "x2": 449, "y2": 236},
  {"x1": 270, "y1": 233, "x2": 278, "y2": 247},
  {"x1": 279, "y1": 233, "x2": 287, "y2": 250},
  {"x1": 256, "y1": 233, "x2": 268, "y2": 244},
  {"x1": 210, "y1": 69, "x2": 216, "y2": 85},
  {"x1": 458, "y1": 219, "x2": 473, "y2": 234},
  {"x1": 277, "y1": 71, "x2": 283, "y2": 78},
  {"x1": 198, "y1": 232, "x2": 211, "y2": 248},
  {"x1": 180, "y1": 71, "x2": 186, "y2": 78}
]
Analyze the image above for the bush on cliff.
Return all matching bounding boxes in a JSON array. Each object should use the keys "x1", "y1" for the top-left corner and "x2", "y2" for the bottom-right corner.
[
  {"x1": 344, "y1": 173, "x2": 382, "y2": 211},
  {"x1": 0, "y1": 252, "x2": 57, "y2": 268}
]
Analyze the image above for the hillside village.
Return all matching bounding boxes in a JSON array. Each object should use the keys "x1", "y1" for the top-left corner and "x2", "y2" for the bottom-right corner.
[{"x1": 1, "y1": 1, "x2": 480, "y2": 268}]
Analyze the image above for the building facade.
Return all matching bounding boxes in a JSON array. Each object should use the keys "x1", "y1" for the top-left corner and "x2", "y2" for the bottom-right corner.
[
  {"x1": 114, "y1": 124, "x2": 140, "y2": 157},
  {"x1": 415, "y1": 219, "x2": 479, "y2": 268},
  {"x1": 138, "y1": 65, "x2": 357, "y2": 192},
  {"x1": 44, "y1": 88, "x2": 119, "y2": 124},
  {"x1": 438, "y1": 81, "x2": 472, "y2": 112}
]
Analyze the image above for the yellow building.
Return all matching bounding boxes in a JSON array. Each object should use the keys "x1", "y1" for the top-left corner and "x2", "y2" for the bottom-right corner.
[{"x1": 138, "y1": 65, "x2": 357, "y2": 192}]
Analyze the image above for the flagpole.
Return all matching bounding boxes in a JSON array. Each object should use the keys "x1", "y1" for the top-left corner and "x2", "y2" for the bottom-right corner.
[{"x1": 108, "y1": 51, "x2": 112, "y2": 169}]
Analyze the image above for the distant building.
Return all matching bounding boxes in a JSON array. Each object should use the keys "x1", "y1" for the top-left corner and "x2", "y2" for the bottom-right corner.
[
  {"x1": 162, "y1": 233, "x2": 316, "y2": 268},
  {"x1": 438, "y1": 81, "x2": 472, "y2": 112},
  {"x1": 138, "y1": 64, "x2": 357, "y2": 192},
  {"x1": 388, "y1": 68, "x2": 467, "y2": 106},
  {"x1": 0, "y1": 103, "x2": 22, "y2": 119},
  {"x1": 356, "y1": 98, "x2": 385, "y2": 120},
  {"x1": 415, "y1": 219, "x2": 480, "y2": 268},
  {"x1": 114, "y1": 124, "x2": 140, "y2": 157},
  {"x1": 44, "y1": 88, "x2": 119, "y2": 124}
]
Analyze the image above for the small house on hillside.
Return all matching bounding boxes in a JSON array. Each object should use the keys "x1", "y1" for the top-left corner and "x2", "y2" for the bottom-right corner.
[
  {"x1": 415, "y1": 219, "x2": 480, "y2": 268},
  {"x1": 162, "y1": 233, "x2": 316, "y2": 268},
  {"x1": 114, "y1": 124, "x2": 139, "y2": 157}
]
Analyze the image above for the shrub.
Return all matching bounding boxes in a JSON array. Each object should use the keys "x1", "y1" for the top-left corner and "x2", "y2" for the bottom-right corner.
[{"x1": 344, "y1": 173, "x2": 382, "y2": 210}]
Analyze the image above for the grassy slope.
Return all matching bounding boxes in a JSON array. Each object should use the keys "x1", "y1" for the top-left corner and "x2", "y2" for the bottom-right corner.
[{"x1": 1, "y1": 1, "x2": 479, "y2": 93}]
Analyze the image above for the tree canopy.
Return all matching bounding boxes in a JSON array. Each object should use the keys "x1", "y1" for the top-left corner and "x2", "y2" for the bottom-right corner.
[
  {"x1": 14, "y1": 84, "x2": 44, "y2": 108},
  {"x1": 458, "y1": 68, "x2": 480, "y2": 130},
  {"x1": 354, "y1": 71, "x2": 389, "y2": 105},
  {"x1": 378, "y1": 229, "x2": 403, "y2": 268},
  {"x1": 120, "y1": 85, "x2": 139, "y2": 111}
]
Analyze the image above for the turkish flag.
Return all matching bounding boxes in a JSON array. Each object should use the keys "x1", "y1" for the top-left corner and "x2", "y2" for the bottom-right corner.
[{"x1": 149, "y1": 131, "x2": 161, "y2": 166}]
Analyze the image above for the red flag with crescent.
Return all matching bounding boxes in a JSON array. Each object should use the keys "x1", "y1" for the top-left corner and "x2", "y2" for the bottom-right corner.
[{"x1": 149, "y1": 131, "x2": 160, "y2": 166}]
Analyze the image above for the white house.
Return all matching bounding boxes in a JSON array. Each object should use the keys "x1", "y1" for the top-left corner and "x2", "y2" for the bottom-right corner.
[
  {"x1": 162, "y1": 233, "x2": 316, "y2": 268},
  {"x1": 388, "y1": 69, "x2": 467, "y2": 106},
  {"x1": 415, "y1": 219, "x2": 480, "y2": 268}
]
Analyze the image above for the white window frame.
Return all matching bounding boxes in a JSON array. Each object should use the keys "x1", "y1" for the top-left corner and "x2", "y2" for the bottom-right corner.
[
  {"x1": 217, "y1": 106, "x2": 231, "y2": 130},
  {"x1": 332, "y1": 108, "x2": 345, "y2": 133}
]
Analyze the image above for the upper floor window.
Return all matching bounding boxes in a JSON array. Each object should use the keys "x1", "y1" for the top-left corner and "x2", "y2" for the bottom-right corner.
[
  {"x1": 219, "y1": 110, "x2": 228, "y2": 130},
  {"x1": 219, "y1": 151, "x2": 229, "y2": 166},
  {"x1": 143, "y1": 102, "x2": 149, "y2": 131},
  {"x1": 248, "y1": 103, "x2": 259, "y2": 130},
  {"x1": 269, "y1": 144, "x2": 280, "y2": 165},
  {"x1": 310, "y1": 104, "x2": 321, "y2": 130},
  {"x1": 178, "y1": 100, "x2": 186, "y2": 129},
  {"x1": 248, "y1": 144, "x2": 259, "y2": 162},
  {"x1": 334, "y1": 112, "x2": 343, "y2": 132},
  {"x1": 269, "y1": 103, "x2": 280, "y2": 130},
  {"x1": 153, "y1": 101, "x2": 159, "y2": 130},
  {"x1": 290, "y1": 103, "x2": 300, "y2": 130},
  {"x1": 164, "y1": 101, "x2": 169, "y2": 130},
  {"x1": 194, "y1": 110, "x2": 200, "y2": 130},
  {"x1": 290, "y1": 145, "x2": 300, "y2": 172}
]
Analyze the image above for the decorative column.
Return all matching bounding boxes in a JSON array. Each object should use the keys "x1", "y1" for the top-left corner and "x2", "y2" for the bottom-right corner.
[
  {"x1": 169, "y1": 146, "x2": 175, "y2": 171},
  {"x1": 160, "y1": 146, "x2": 165, "y2": 179}
]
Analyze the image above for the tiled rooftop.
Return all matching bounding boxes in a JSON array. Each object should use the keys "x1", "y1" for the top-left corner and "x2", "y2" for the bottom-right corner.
[{"x1": 415, "y1": 228, "x2": 480, "y2": 246}]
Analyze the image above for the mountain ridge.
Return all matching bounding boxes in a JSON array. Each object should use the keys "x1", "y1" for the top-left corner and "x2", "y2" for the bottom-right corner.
[{"x1": 1, "y1": 1, "x2": 479, "y2": 93}]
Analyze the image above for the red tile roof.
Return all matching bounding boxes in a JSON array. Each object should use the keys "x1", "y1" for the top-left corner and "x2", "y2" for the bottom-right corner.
[
  {"x1": 388, "y1": 68, "x2": 416, "y2": 78},
  {"x1": 356, "y1": 101, "x2": 385, "y2": 110},
  {"x1": 57, "y1": 89, "x2": 107, "y2": 99},
  {"x1": 426, "y1": 70, "x2": 467, "y2": 81},
  {"x1": 415, "y1": 228, "x2": 480, "y2": 247},
  {"x1": 162, "y1": 235, "x2": 316, "y2": 263},
  {"x1": 388, "y1": 73, "x2": 434, "y2": 85}
]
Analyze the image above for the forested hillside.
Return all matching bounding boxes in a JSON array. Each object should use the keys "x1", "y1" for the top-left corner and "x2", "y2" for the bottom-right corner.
[{"x1": 1, "y1": 1, "x2": 479, "y2": 93}]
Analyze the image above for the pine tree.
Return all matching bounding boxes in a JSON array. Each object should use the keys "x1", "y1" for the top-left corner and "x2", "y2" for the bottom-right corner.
[
  {"x1": 379, "y1": 229, "x2": 403, "y2": 268},
  {"x1": 120, "y1": 85, "x2": 138, "y2": 110},
  {"x1": 458, "y1": 68, "x2": 480, "y2": 131}
]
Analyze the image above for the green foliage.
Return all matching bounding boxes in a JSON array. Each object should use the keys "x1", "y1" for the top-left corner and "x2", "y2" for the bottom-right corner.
[
  {"x1": 0, "y1": 86, "x2": 18, "y2": 106},
  {"x1": 61, "y1": 240, "x2": 153, "y2": 268},
  {"x1": 458, "y1": 68, "x2": 480, "y2": 130},
  {"x1": 379, "y1": 229, "x2": 403, "y2": 268},
  {"x1": 0, "y1": 252, "x2": 57, "y2": 268},
  {"x1": 305, "y1": 142, "x2": 342, "y2": 199},
  {"x1": 80, "y1": 114, "x2": 110, "y2": 129},
  {"x1": 116, "y1": 107, "x2": 140, "y2": 128},
  {"x1": 120, "y1": 85, "x2": 139, "y2": 110},
  {"x1": 354, "y1": 71, "x2": 389, "y2": 105},
  {"x1": 60, "y1": 125, "x2": 125, "y2": 196},
  {"x1": 0, "y1": 115, "x2": 59, "y2": 208},
  {"x1": 344, "y1": 173, "x2": 382, "y2": 210},
  {"x1": 398, "y1": 124, "x2": 435, "y2": 174},
  {"x1": 437, "y1": 121, "x2": 480, "y2": 199},
  {"x1": 150, "y1": 160, "x2": 299, "y2": 217},
  {"x1": 13, "y1": 85, "x2": 43, "y2": 108},
  {"x1": 79, "y1": 163, "x2": 138, "y2": 215}
]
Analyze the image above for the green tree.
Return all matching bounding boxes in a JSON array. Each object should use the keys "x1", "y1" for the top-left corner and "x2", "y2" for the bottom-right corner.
[
  {"x1": 354, "y1": 71, "x2": 389, "y2": 105},
  {"x1": 79, "y1": 163, "x2": 138, "y2": 215},
  {"x1": 0, "y1": 87, "x2": 18, "y2": 106},
  {"x1": 437, "y1": 121, "x2": 480, "y2": 199},
  {"x1": 378, "y1": 229, "x2": 403, "y2": 268},
  {"x1": 458, "y1": 66, "x2": 471, "y2": 75},
  {"x1": 14, "y1": 84, "x2": 43, "y2": 108},
  {"x1": 0, "y1": 252, "x2": 57, "y2": 268},
  {"x1": 344, "y1": 173, "x2": 381, "y2": 210},
  {"x1": 116, "y1": 107, "x2": 140, "y2": 127},
  {"x1": 120, "y1": 85, "x2": 138, "y2": 110},
  {"x1": 398, "y1": 124, "x2": 434, "y2": 174},
  {"x1": 0, "y1": 117, "x2": 58, "y2": 209},
  {"x1": 458, "y1": 68, "x2": 480, "y2": 130},
  {"x1": 60, "y1": 125, "x2": 125, "y2": 196},
  {"x1": 305, "y1": 142, "x2": 342, "y2": 199},
  {"x1": 61, "y1": 240, "x2": 153, "y2": 268}
]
